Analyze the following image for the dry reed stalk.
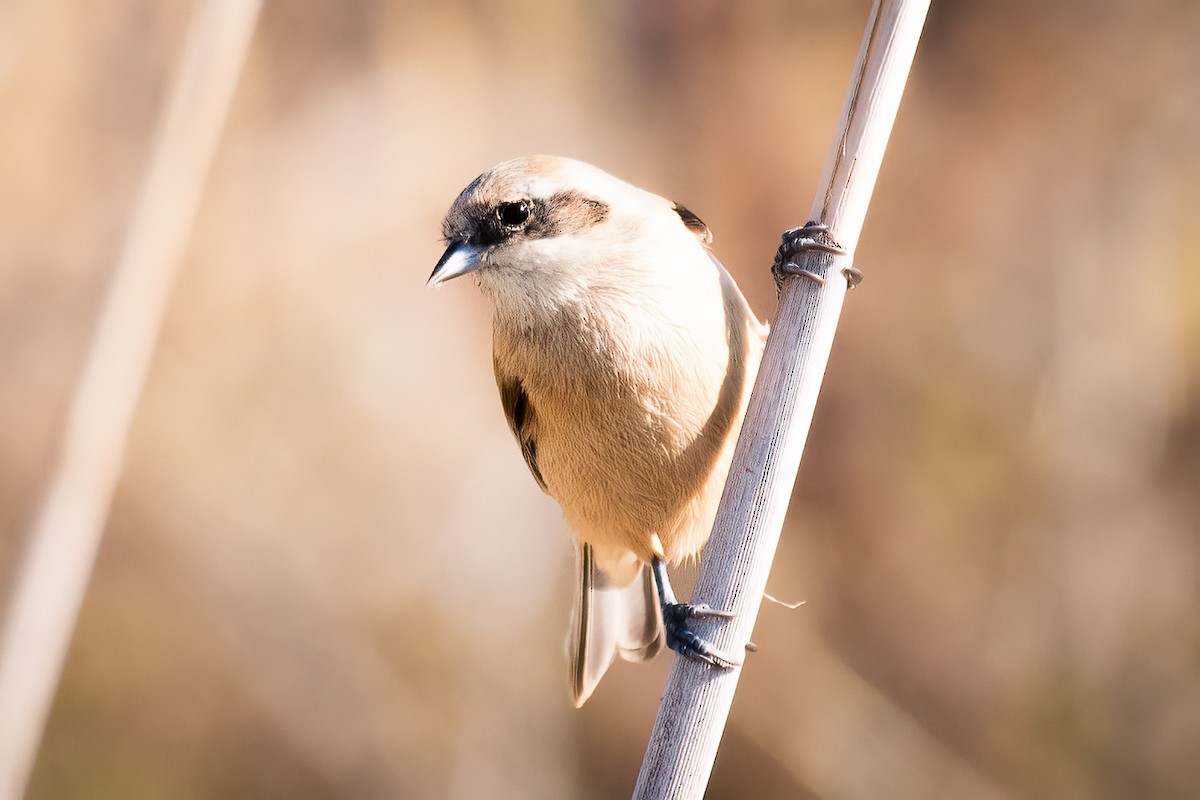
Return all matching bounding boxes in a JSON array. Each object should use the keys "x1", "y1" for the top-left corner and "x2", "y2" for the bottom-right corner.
[
  {"x1": 0, "y1": 3, "x2": 261, "y2": 797},
  {"x1": 634, "y1": 1, "x2": 931, "y2": 796}
]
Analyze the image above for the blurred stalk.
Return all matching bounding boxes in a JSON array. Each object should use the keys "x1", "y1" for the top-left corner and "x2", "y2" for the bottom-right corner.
[
  {"x1": 0, "y1": 2, "x2": 260, "y2": 797},
  {"x1": 633, "y1": 1, "x2": 929, "y2": 797}
]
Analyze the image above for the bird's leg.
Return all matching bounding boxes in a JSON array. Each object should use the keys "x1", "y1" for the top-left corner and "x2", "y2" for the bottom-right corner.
[
  {"x1": 772, "y1": 221, "x2": 863, "y2": 289},
  {"x1": 650, "y1": 556, "x2": 742, "y2": 669}
]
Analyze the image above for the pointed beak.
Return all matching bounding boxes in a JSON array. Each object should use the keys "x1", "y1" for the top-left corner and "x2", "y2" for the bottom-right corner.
[{"x1": 428, "y1": 241, "x2": 483, "y2": 287}]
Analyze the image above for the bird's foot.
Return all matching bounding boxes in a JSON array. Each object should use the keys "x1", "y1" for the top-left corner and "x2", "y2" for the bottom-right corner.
[
  {"x1": 662, "y1": 602, "x2": 742, "y2": 669},
  {"x1": 773, "y1": 222, "x2": 862, "y2": 289}
]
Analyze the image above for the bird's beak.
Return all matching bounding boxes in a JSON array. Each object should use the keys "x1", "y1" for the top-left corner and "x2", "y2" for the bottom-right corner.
[{"x1": 428, "y1": 241, "x2": 483, "y2": 287}]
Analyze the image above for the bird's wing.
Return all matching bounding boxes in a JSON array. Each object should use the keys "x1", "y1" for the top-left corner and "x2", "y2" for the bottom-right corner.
[
  {"x1": 494, "y1": 366, "x2": 547, "y2": 492},
  {"x1": 568, "y1": 543, "x2": 664, "y2": 707},
  {"x1": 671, "y1": 202, "x2": 712, "y2": 246}
]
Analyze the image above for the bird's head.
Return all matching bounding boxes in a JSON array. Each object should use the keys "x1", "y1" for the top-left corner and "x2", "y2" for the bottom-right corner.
[{"x1": 428, "y1": 156, "x2": 692, "y2": 312}]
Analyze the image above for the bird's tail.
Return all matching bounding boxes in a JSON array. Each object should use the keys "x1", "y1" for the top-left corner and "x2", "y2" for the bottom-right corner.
[{"x1": 568, "y1": 543, "x2": 664, "y2": 707}]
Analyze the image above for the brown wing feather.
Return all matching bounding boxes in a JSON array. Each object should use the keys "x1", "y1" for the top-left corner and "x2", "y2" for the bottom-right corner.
[
  {"x1": 671, "y1": 202, "x2": 712, "y2": 245},
  {"x1": 495, "y1": 365, "x2": 547, "y2": 491}
]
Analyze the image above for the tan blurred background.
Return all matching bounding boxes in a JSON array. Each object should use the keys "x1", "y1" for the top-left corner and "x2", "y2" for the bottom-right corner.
[{"x1": 2, "y1": 0, "x2": 1199, "y2": 797}]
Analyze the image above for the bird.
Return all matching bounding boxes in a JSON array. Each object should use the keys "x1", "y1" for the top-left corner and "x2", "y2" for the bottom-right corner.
[{"x1": 428, "y1": 156, "x2": 768, "y2": 706}]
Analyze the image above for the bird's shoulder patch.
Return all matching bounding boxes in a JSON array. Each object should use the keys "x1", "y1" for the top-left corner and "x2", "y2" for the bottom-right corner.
[
  {"x1": 495, "y1": 367, "x2": 547, "y2": 492},
  {"x1": 672, "y1": 203, "x2": 712, "y2": 246}
]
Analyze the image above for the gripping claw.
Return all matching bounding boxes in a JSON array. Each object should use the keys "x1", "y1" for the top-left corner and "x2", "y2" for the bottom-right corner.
[
  {"x1": 651, "y1": 554, "x2": 742, "y2": 669},
  {"x1": 772, "y1": 221, "x2": 861, "y2": 289},
  {"x1": 662, "y1": 602, "x2": 743, "y2": 668}
]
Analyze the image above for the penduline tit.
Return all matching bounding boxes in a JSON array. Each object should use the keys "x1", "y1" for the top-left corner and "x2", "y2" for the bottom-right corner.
[{"x1": 429, "y1": 156, "x2": 767, "y2": 706}]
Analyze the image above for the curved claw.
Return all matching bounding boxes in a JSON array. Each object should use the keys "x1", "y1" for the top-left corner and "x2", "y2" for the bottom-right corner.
[
  {"x1": 773, "y1": 222, "x2": 861, "y2": 290},
  {"x1": 669, "y1": 627, "x2": 742, "y2": 669},
  {"x1": 779, "y1": 223, "x2": 848, "y2": 256},
  {"x1": 682, "y1": 603, "x2": 734, "y2": 619},
  {"x1": 662, "y1": 602, "x2": 742, "y2": 669}
]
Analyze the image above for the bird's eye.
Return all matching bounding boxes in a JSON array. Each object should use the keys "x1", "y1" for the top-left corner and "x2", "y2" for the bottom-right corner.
[{"x1": 497, "y1": 200, "x2": 531, "y2": 228}]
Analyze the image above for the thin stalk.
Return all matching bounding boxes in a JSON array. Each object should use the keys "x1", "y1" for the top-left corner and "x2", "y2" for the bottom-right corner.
[
  {"x1": 633, "y1": 1, "x2": 930, "y2": 797},
  {"x1": 0, "y1": 3, "x2": 260, "y2": 797}
]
